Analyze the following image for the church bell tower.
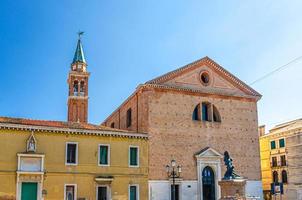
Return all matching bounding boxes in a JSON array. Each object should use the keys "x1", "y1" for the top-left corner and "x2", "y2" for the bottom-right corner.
[{"x1": 67, "y1": 33, "x2": 90, "y2": 123}]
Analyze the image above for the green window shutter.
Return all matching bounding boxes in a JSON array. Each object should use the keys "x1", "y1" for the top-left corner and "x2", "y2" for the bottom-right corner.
[
  {"x1": 130, "y1": 186, "x2": 137, "y2": 200},
  {"x1": 271, "y1": 141, "x2": 276, "y2": 149},
  {"x1": 99, "y1": 145, "x2": 108, "y2": 165},
  {"x1": 279, "y1": 139, "x2": 285, "y2": 148},
  {"x1": 130, "y1": 147, "x2": 138, "y2": 166}
]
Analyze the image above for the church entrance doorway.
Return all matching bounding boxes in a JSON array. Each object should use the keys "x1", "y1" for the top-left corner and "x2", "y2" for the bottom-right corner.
[{"x1": 202, "y1": 166, "x2": 215, "y2": 200}]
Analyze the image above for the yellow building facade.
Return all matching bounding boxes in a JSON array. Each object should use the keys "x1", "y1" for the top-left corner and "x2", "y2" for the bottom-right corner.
[
  {"x1": 0, "y1": 117, "x2": 148, "y2": 200},
  {"x1": 259, "y1": 119, "x2": 302, "y2": 200}
]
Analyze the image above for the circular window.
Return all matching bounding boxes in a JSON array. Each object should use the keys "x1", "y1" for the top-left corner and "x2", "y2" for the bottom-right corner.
[{"x1": 200, "y1": 72, "x2": 210, "y2": 85}]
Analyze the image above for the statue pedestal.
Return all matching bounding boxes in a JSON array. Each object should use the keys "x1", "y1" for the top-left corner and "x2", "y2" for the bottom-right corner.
[{"x1": 218, "y1": 179, "x2": 246, "y2": 200}]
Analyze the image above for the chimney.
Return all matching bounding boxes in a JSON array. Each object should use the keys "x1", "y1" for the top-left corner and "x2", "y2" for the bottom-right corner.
[{"x1": 258, "y1": 125, "x2": 266, "y2": 137}]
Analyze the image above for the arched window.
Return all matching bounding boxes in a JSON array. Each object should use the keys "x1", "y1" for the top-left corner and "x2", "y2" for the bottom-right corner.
[
  {"x1": 80, "y1": 81, "x2": 85, "y2": 96},
  {"x1": 73, "y1": 80, "x2": 79, "y2": 95},
  {"x1": 282, "y1": 170, "x2": 287, "y2": 183},
  {"x1": 192, "y1": 104, "x2": 201, "y2": 121},
  {"x1": 192, "y1": 102, "x2": 221, "y2": 123},
  {"x1": 213, "y1": 105, "x2": 221, "y2": 122},
  {"x1": 273, "y1": 171, "x2": 278, "y2": 183},
  {"x1": 111, "y1": 122, "x2": 115, "y2": 128}
]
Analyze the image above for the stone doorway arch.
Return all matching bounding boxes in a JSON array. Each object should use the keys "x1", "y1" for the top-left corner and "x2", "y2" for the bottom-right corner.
[{"x1": 195, "y1": 147, "x2": 223, "y2": 200}]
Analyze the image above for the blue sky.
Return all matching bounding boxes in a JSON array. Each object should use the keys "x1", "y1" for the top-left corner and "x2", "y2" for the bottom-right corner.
[{"x1": 1, "y1": 0, "x2": 302, "y2": 131}]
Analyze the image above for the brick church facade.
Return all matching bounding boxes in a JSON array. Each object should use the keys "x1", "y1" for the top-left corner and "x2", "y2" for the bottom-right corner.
[{"x1": 103, "y1": 57, "x2": 263, "y2": 199}]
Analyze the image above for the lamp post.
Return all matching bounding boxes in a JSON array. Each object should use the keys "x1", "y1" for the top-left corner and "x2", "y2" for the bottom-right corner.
[{"x1": 166, "y1": 159, "x2": 182, "y2": 200}]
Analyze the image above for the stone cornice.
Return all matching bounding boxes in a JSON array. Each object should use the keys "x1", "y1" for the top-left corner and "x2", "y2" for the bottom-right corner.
[
  {"x1": 0, "y1": 123, "x2": 148, "y2": 139},
  {"x1": 68, "y1": 71, "x2": 90, "y2": 77},
  {"x1": 68, "y1": 96, "x2": 89, "y2": 100},
  {"x1": 260, "y1": 128, "x2": 302, "y2": 139},
  {"x1": 141, "y1": 83, "x2": 260, "y2": 101}
]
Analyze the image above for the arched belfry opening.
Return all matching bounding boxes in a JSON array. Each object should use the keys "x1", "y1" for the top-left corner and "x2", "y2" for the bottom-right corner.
[
  {"x1": 73, "y1": 80, "x2": 79, "y2": 95},
  {"x1": 80, "y1": 80, "x2": 85, "y2": 96}
]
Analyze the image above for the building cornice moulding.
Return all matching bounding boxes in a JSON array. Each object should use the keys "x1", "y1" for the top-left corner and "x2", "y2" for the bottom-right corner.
[
  {"x1": 0, "y1": 123, "x2": 148, "y2": 139},
  {"x1": 68, "y1": 71, "x2": 90, "y2": 77},
  {"x1": 68, "y1": 96, "x2": 89, "y2": 100},
  {"x1": 141, "y1": 84, "x2": 259, "y2": 101},
  {"x1": 261, "y1": 128, "x2": 302, "y2": 139}
]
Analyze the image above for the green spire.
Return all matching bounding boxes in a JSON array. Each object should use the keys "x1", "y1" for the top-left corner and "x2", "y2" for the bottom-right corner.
[{"x1": 72, "y1": 32, "x2": 86, "y2": 64}]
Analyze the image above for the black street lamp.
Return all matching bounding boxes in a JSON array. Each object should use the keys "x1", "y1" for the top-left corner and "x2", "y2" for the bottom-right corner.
[{"x1": 166, "y1": 159, "x2": 182, "y2": 200}]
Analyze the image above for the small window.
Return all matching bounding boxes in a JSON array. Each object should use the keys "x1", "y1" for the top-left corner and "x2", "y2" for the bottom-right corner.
[
  {"x1": 110, "y1": 122, "x2": 115, "y2": 128},
  {"x1": 126, "y1": 108, "x2": 132, "y2": 128},
  {"x1": 99, "y1": 144, "x2": 110, "y2": 166},
  {"x1": 65, "y1": 185, "x2": 76, "y2": 200},
  {"x1": 282, "y1": 170, "x2": 288, "y2": 184},
  {"x1": 271, "y1": 157, "x2": 277, "y2": 167},
  {"x1": 66, "y1": 143, "x2": 78, "y2": 165},
  {"x1": 273, "y1": 171, "x2": 278, "y2": 183},
  {"x1": 271, "y1": 141, "x2": 276, "y2": 150},
  {"x1": 129, "y1": 146, "x2": 139, "y2": 167},
  {"x1": 281, "y1": 155, "x2": 286, "y2": 166},
  {"x1": 129, "y1": 185, "x2": 139, "y2": 200},
  {"x1": 279, "y1": 138, "x2": 285, "y2": 148},
  {"x1": 192, "y1": 104, "x2": 201, "y2": 121}
]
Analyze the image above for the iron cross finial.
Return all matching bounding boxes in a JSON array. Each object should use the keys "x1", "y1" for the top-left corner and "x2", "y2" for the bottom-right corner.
[{"x1": 78, "y1": 31, "x2": 84, "y2": 39}]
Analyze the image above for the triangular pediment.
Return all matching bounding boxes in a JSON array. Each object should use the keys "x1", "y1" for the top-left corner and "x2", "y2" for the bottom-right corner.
[
  {"x1": 195, "y1": 147, "x2": 223, "y2": 158},
  {"x1": 146, "y1": 57, "x2": 261, "y2": 98}
]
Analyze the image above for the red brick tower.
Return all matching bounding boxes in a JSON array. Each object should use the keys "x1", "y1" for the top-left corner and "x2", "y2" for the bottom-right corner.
[{"x1": 67, "y1": 33, "x2": 90, "y2": 123}]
